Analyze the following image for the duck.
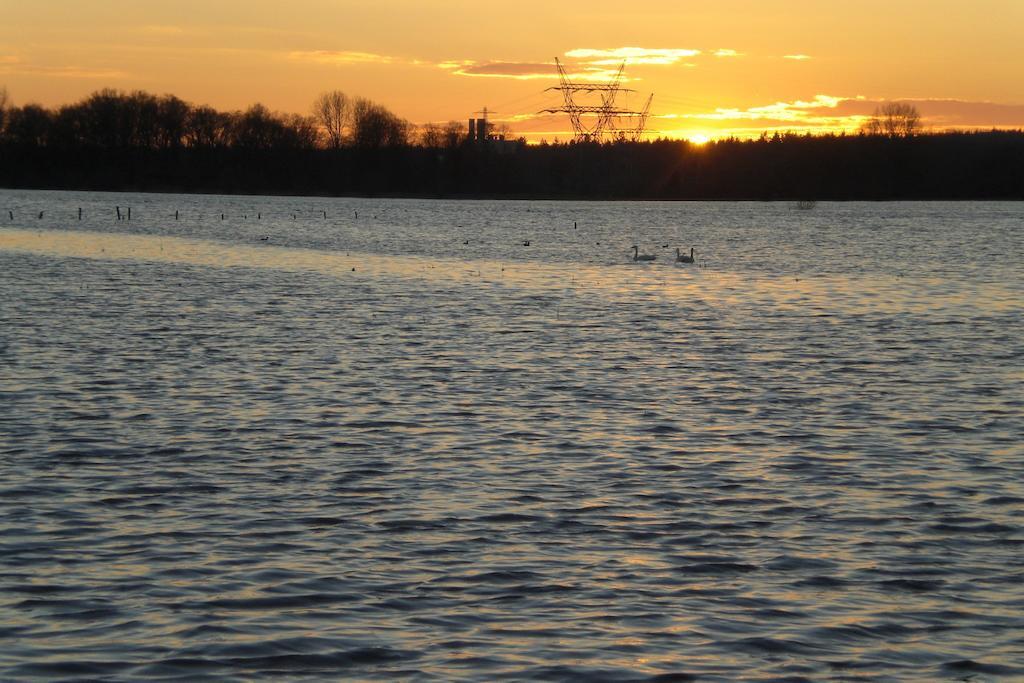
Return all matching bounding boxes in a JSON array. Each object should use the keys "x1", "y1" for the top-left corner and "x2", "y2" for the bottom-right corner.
[
  {"x1": 632, "y1": 246, "x2": 656, "y2": 262},
  {"x1": 675, "y1": 247, "x2": 695, "y2": 264}
]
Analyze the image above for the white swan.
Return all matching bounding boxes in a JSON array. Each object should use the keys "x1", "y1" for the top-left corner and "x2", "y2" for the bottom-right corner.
[
  {"x1": 675, "y1": 247, "x2": 695, "y2": 264},
  {"x1": 632, "y1": 246, "x2": 656, "y2": 262}
]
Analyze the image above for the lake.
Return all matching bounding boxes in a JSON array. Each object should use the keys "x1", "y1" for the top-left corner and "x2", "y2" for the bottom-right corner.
[{"x1": 1, "y1": 189, "x2": 1022, "y2": 681}]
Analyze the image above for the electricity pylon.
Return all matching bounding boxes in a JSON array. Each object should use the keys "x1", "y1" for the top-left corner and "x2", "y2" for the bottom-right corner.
[
  {"x1": 620, "y1": 93, "x2": 654, "y2": 142},
  {"x1": 541, "y1": 58, "x2": 654, "y2": 142}
]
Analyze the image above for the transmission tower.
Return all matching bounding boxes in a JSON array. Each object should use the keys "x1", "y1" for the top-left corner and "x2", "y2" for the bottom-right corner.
[
  {"x1": 620, "y1": 94, "x2": 654, "y2": 142},
  {"x1": 541, "y1": 58, "x2": 654, "y2": 142}
]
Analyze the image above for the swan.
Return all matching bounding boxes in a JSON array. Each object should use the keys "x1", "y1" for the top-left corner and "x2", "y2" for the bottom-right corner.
[
  {"x1": 675, "y1": 247, "x2": 695, "y2": 264},
  {"x1": 632, "y1": 246, "x2": 656, "y2": 262}
]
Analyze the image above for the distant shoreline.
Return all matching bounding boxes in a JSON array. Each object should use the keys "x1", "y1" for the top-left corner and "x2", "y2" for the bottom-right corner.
[
  {"x1": 2, "y1": 185, "x2": 1021, "y2": 203},
  {"x1": 3, "y1": 131, "x2": 1022, "y2": 201},
  {"x1": 3, "y1": 88, "x2": 1021, "y2": 200}
]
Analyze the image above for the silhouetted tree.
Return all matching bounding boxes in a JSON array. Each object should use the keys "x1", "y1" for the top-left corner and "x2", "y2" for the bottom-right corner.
[
  {"x1": 1, "y1": 87, "x2": 1021, "y2": 199},
  {"x1": 416, "y1": 120, "x2": 466, "y2": 148},
  {"x1": 127, "y1": 90, "x2": 161, "y2": 148},
  {"x1": 0, "y1": 86, "x2": 8, "y2": 133},
  {"x1": 282, "y1": 113, "x2": 319, "y2": 149},
  {"x1": 351, "y1": 97, "x2": 410, "y2": 148},
  {"x1": 231, "y1": 104, "x2": 280, "y2": 150},
  {"x1": 419, "y1": 122, "x2": 444, "y2": 148},
  {"x1": 77, "y1": 89, "x2": 124, "y2": 147},
  {"x1": 185, "y1": 105, "x2": 229, "y2": 147},
  {"x1": 156, "y1": 94, "x2": 190, "y2": 149},
  {"x1": 4, "y1": 104, "x2": 52, "y2": 146},
  {"x1": 312, "y1": 90, "x2": 351, "y2": 148},
  {"x1": 442, "y1": 121, "x2": 465, "y2": 148},
  {"x1": 862, "y1": 102, "x2": 921, "y2": 137}
]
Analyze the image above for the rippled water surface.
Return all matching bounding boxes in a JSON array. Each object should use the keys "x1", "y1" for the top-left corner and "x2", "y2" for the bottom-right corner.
[{"x1": 1, "y1": 190, "x2": 1022, "y2": 681}]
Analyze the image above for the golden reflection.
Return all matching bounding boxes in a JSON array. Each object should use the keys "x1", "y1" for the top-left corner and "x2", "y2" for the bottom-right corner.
[
  {"x1": 1, "y1": 227, "x2": 1010, "y2": 318},
  {"x1": 621, "y1": 555, "x2": 664, "y2": 568}
]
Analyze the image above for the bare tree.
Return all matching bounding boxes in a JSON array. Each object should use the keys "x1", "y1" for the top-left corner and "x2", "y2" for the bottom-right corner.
[
  {"x1": 442, "y1": 120, "x2": 464, "y2": 148},
  {"x1": 419, "y1": 122, "x2": 444, "y2": 148},
  {"x1": 414, "y1": 119, "x2": 465, "y2": 148},
  {"x1": 0, "y1": 85, "x2": 8, "y2": 131},
  {"x1": 861, "y1": 116, "x2": 882, "y2": 136},
  {"x1": 185, "y1": 105, "x2": 229, "y2": 147},
  {"x1": 351, "y1": 97, "x2": 409, "y2": 148},
  {"x1": 4, "y1": 104, "x2": 52, "y2": 146},
  {"x1": 862, "y1": 102, "x2": 921, "y2": 137},
  {"x1": 156, "y1": 94, "x2": 190, "y2": 149},
  {"x1": 312, "y1": 90, "x2": 351, "y2": 148},
  {"x1": 283, "y1": 113, "x2": 319, "y2": 149}
]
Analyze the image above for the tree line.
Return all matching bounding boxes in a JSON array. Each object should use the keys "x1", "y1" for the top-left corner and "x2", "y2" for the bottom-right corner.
[
  {"x1": 0, "y1": 87, "x2": 1021, "y2": 199},
  {"x1": 0, "y1": 88, "x2": 444, "y2": 151}
]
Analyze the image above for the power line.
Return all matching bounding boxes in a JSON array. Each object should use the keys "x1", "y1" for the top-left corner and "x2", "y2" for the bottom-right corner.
[{"x1": 539, "y1": 58, "x2": 654, "y2": 142}]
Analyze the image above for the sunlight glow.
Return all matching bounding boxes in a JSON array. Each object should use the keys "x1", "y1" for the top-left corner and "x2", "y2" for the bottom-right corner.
[
  {"x1": 3, "y1": 2, "x2": 1023, "y2": 140},
  {"x1": 566, "y1": 47, "x2": 701, "y2": 66}
]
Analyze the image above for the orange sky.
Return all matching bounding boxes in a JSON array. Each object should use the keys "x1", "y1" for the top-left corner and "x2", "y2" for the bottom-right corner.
[{"x1": 2, "y1": 0, "x2": 1023, "y2": 141}]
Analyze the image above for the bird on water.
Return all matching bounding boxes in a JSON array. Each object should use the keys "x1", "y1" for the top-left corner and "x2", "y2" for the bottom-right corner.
[
  {"x1": 675, "y1": 247, "x2": 696, "y2": 263},
  {"x1": 632, "y1": 246, "x2": 656, "y2": 262}
]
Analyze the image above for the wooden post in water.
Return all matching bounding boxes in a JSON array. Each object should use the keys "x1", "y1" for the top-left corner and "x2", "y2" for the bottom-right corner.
[
  {"x1": 78, "y1": 207, "x2": 82, "y2": 220},
  {"x1": 258, "y1": 212, "x2": 261, "y2": 220},
  {"x1": 116, "y1": 206, "x2": 122, "y2": 220},
  {"x1": 175, "y1": 210, "x2": 179, "y2": 220},
  {"x1": 38, "y1": 211, "x2": 43, "y2": 219},
  {"x1": 323, "y1": 210, "x2": 327, "y2": 219},
  {"x1": 7, "y1": 210, "x2": 12, "y2": 220},
  {"x1": 127, "y1": 207, "x2": 131, "y2": 221}
]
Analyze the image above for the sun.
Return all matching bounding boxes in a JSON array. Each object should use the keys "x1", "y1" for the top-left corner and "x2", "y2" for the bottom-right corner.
[{"x1": 689, "y1": 133, "x2": 711, "y2": 145}]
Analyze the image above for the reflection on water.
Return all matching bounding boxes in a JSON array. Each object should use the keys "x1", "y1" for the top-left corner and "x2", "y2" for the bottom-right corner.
[
  {"x1": 1, "y1": 192, "x2": 1022, "y2": 681},
  {"x1": 2, "y1": 227, "x2": 1015, "y2": 317}
]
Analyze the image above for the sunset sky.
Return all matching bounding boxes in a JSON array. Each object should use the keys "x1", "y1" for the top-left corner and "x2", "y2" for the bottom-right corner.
[{"x1": 3, "y1": 0, "x2": 1023, "y2": 141}]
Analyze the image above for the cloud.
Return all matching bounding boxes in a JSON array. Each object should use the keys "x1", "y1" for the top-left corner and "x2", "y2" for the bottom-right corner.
[
  {"x1": 565, "y1": 47, "x2": 700, "y2": 66},
  {"x1": 669, "y1": 94, "x2": 867, "y2": 133},
  {"x1": 0, "y1": 60, "x2": 128, "y2": 80},
  {"x1": 289, "y1": 44, "x2": 718, "y2": 84},
  {"x1": 492, "y1": 95, "x2": 1024, "y2": 141},
  {"x1": 448, "y1": 61, "x2": 554, "y2": 79},
  {"x1": 446, "y1": 60, "x2": 625, "y2": 82},
  {"x1": 783, "y1": 54, "x2": 812, "y2": 60},
  {"x1": 287, "y1": 50, "x2": 395, "y2": 66},
  {"x1": 804, "y1": 97, "x2": 1024, "y2": 127},
  {"x1": 437, "y1": 60, "x2": 474, "y2": 70},
  {"x1": 683, "y1": 95, "x2": 845, "y2": 123},
  {"x1": 657, "y1": 94, "x2": 1024, "y2": 138}
]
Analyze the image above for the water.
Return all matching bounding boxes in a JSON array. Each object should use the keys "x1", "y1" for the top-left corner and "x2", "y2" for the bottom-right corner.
[{"x1": 1, "y1": 189, "x2": 1022, "y2": 681}]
